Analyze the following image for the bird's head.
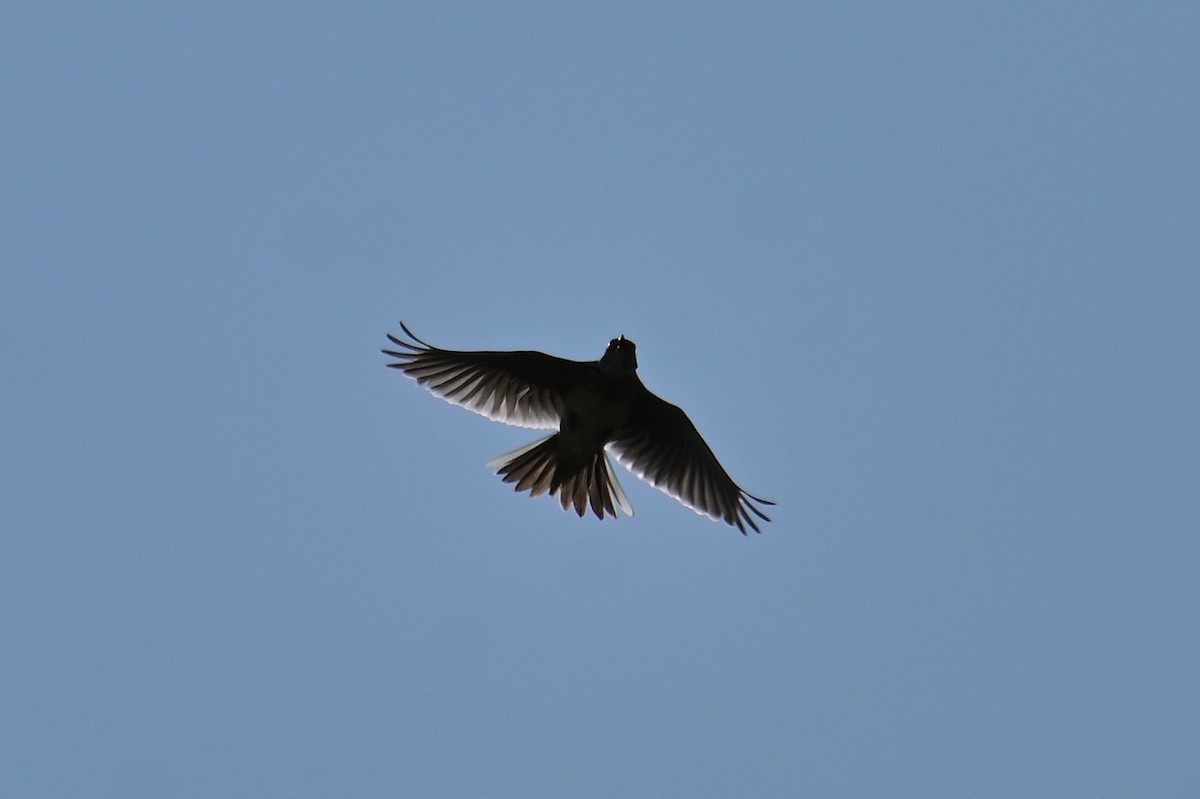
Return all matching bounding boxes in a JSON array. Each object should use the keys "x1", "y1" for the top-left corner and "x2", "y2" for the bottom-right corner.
[{"x1": 601, "y1": 335, "x2": 638, "y2": 373}]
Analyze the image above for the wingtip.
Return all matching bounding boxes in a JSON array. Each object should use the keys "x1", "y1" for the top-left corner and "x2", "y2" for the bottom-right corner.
[
  {"x1": 396, "y1": 320, "x2": 435, "y2": 349},
  {"x1": 383, "y1": 322, "x2": 437, "y2": 355}
]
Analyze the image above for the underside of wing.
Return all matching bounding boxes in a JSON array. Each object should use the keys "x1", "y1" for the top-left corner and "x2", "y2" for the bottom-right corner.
[
  {"x1": 383, "y1": 322, "x2": 582, "y2": 429},
  {"x1": 610, "y1": 393, "x2": 773, "y2": 534}
]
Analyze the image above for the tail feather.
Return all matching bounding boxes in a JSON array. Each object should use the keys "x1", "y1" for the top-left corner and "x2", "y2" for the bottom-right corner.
[
  {"x1": 562, "y1": 468, "x2": 587, "y2": 517},
  {"x1": 587, "y1": 459, "x2": 608, "y2": 518},
  {"x1": 488, "y1": 435, "x2": 633, "y2": 520}
]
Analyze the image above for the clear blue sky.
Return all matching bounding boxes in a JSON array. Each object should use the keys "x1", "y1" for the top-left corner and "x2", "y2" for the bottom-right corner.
[{"x1": 3, "y1": 3, "x2": 1197, "y2": 796}]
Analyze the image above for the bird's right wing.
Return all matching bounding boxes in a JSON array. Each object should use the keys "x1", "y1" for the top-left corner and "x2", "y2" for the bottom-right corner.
[
  {"x1": 609, "y1": 391, "x2": 774, "y2": 534},
  {"x1": 383, "y1": 322, "x2": 584, "y2": 429}
]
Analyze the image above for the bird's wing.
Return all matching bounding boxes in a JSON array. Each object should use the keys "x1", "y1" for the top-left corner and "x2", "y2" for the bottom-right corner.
[
  {"x1": 383, "y1": 322, "x2": 583, "y2": 429},
  {"x1": 609, "y1": 391, "x2": 774, "y2": 534}
]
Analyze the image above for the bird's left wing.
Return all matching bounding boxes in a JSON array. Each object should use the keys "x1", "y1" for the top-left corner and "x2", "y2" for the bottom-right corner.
[
  {"x1": 383, "y1": 322, "x2": 584, "y2": 429},
  {"x1": 609, "y1": 391, "x2": 774, "y2": 534}
]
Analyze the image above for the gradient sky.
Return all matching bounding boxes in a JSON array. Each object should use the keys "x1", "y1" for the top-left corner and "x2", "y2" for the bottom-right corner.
[{"x1": 3, "y1": 3, "x2": 1198, "y2": 797}]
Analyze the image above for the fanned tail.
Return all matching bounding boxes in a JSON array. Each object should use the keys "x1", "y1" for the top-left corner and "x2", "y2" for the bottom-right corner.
[{"x1": 488, "y1": 435, "x2": 633, "y2": 520}]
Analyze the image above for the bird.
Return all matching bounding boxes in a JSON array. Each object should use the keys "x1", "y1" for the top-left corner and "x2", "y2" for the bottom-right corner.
[{"x1": 382, "y1": 322, "x2": 774, "y2": 534}]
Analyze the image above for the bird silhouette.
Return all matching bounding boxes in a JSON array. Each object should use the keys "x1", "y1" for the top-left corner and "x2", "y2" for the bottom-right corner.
[{"x1": 383, "y1": 322, "x2": 773, "y2": 534}]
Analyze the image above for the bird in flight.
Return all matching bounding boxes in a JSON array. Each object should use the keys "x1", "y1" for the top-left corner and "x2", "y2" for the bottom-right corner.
[{"x1": 383, "y1": 322, "x2": 774, "y2": 534}]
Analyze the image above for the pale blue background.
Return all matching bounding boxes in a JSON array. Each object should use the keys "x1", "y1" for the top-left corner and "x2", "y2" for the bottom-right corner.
[{"x1": 3, "y1": 3, "x2": 1198, "y2": 797}]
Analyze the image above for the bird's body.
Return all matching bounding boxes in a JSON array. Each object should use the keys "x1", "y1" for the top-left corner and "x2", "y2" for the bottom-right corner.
[
  {"x1": 561, "y1": 372, "x2": 636, "y2": 457},
  {"x1": 383, "y1": 322, "x2": 773, "y2": 533}
]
